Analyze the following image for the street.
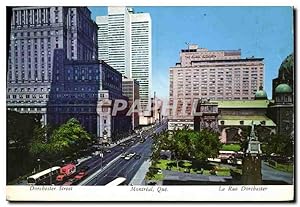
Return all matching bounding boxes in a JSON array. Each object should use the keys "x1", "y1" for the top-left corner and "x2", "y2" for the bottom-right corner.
[
  {"x1": 76, "y1": 121, "x2": 167, "y2": 186},
  {"x1": 261, "y1": 161, "x2": 293, "y2": 184}
]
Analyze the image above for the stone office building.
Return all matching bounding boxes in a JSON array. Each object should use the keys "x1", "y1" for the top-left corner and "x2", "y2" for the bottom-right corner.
[
  {"x1": 47, "y1": 49, "x2": 131, "y2": 142},
  {"x1": 6, "y1": 7, "x2": 98, "y2": 125},
  {"x1": 122, "y1": 77, "x2": 140, "y2": 130}
]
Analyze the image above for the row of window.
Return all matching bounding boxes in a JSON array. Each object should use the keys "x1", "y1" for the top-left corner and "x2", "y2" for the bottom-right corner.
[
  {"x1": 7, "y1": 94, "x2": 48, "y2": 99},
  {"x1": 8, "y1": 71, "x2": 52, "y2": 82},
  {"x1": 11, "y1": 107, "x2": 43, "y2": 112},
  {"x1": 51, "y1": 107, "x2": 95, "y2": 113},
  {"x1": 8, "y1": 87, "x2": 50, "y2": 93},
  {"x1": 13, "y1": 30, "x2": 59, "y2": 38}
]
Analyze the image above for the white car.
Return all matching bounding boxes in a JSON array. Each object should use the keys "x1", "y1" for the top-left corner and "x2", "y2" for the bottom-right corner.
[{"x1": 124, "y1": 153, "x2": 136, "y2": 160}]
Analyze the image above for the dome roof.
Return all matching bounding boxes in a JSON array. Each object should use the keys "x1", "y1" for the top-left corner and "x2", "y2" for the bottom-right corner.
[
  {"x1": 275, "y1": 83, "x2": 292, "y2": 94},
  {"x1": 255, "y1": 90, "x2": 268, "y2": 99},
  {"x1": 254, "y1": 85, "x2": 268, "y2": 100}
]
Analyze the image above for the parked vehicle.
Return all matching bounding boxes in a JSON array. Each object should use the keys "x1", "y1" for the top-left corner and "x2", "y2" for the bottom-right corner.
[
  {"x1": 56, "y1": 164, "x2": 76, "y2": 182},
  {"x1": 27, "y1": 166, "x2": 61, "y2": 185},
  {"x1": 80, "y1": 166, "x2": 90, "y2": 172},
  {"x1": 62, "y1": 178, "x2": 77, "y2": 186},
  {"x1": 74, "y1": 171, "x2": 88, "y2": 180}
]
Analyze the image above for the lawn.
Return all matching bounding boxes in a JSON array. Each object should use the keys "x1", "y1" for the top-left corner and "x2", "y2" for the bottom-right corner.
[
  {"x1": 221, "y1": 144, "x2": 241, "y2": 152},
  {"x1": 270, "y1": 162, "x2": 293, "y2": 173},
  {"x1": 146, "y1": 159, "x2": 237, "y2": 181}
]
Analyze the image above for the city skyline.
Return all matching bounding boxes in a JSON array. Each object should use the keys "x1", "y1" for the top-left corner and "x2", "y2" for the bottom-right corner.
[
  {"x1": 89, "y1": 6, "x2": 293, "y2": 100},
  {"x1": 5, "y1": 6, "x2": 294, "y2": 199},
  {"x1": 96, "y1": 7, "x2": 152, "y2": 110}
]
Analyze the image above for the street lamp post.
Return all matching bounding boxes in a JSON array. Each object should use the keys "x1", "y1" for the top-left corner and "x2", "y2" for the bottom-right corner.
[
  {"x1": 37, "y1": 158, "x2": 53, "y2": 185},
  {"x1": 99, "y1": 151, "x2": 104, "y2": 169},
  {"x1": 96, "y1": 144, "x2": 104, "y2": 185}
]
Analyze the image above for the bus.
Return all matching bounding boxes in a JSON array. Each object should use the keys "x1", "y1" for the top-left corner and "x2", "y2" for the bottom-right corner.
[
  {"x1": 27, "y1": 166, "x2": 61, "y2": 185},
  {"x1": 105, "y1": 177, "x2": 126, "y2": 186},
  {"x1": 218, "y1": 150, "x2": 237, "y2": 159}
]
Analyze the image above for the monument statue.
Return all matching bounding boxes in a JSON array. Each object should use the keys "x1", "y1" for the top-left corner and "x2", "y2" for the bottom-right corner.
[{"x1": 242, "y1": 121, "x2": 262, "y2": 184}]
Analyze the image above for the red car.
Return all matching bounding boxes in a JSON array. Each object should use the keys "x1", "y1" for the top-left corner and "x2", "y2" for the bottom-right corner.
[{"x1": 74, "y1": 171, "x2": 87, "y2": 180}]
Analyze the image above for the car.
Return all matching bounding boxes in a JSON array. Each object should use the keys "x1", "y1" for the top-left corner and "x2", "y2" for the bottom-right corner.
[
  {"x1": 124, "y1": 153, "x2": 136, "y2": 160},
  {"x1": 120, "y1": 153, "x2": 126, "y2": 158},
  {"x1": 94, "y1": 151, "x2": 103, "y2": 156},
  {"x1": 63, "y1": 178, "x2": 77, "y2": 186},
  {"x1": 134, "y1": 154, "x2": 141, "y2": 159},
  {"x1": 74, "y1": 171, "x2": 87, "y2": 180},
  {"x1": 105, "y1": 149, "x2": 112, "y2": 153},
  {"x1": 80, "y1": 166, "x2": 90, "y2": 172},
  {"x1": 148, "y1": 181, "x2": 157, "y2": 185}
]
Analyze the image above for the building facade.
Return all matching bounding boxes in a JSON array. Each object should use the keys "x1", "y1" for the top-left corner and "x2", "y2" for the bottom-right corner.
[
  {"x1": 96, "y1": 6, "x2": 152, "y2": 110},
  {"x1": 217, "y1": 99, "x2": 276, "y2": 143},
  {"x1": 169, "y1": 44, "x2": 264, "y2": 120},
  {"x1": 268, "y1": 84, "x2": 293, "y2": 136},
  {"x1": 268, "y1": 54, "x2": 294, "y2": 137},
  {"x1": 7, "y1": 7, "x2": 98, "y2": 124},
  {"x1": 47, "y1": 49, "x2": 131, "y2": 142},
  {"x1": 122, "y1": 77, "x2": 140, "y2": 130},
  {"x1": 194, "y1": 99, "x2": 219, "y2": 132}
]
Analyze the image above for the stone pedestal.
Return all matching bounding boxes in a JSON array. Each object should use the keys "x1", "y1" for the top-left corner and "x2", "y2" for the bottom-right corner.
[{"x1": 242, "y1": 155, "x2": 262, "y2": 185}]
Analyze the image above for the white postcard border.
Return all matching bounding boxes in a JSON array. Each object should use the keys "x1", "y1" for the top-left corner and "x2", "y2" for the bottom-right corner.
[{"x1": 6, "y1": 185, "x2": 294, "y2": 201}]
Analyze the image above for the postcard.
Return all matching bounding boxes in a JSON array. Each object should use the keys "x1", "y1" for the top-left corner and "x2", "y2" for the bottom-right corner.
[{"x1": 5, "y1": 4, "x2": 295, "y2": 202}]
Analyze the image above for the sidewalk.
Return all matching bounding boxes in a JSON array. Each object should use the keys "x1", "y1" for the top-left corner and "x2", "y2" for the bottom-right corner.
[
  {"x1": 108, "y1": 134, "x2": 136, "y2": 149},
  {"x1": 129, "y1": 159, "x2": 151, "y2": 185}
]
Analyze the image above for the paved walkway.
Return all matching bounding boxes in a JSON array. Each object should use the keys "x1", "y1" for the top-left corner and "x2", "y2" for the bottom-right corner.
[
  {"x1": 108, "y1": 134, "x2": 136, "y2": 148},
  {"x1": 163, "y1": 170, "x2": 232, "y2": 183},
  {"x1": 262, "y1": 161, "x2": 293, "y2": 184},
  {"x1": 129, "y1": 159, "x2": 151, "y2": 185}
]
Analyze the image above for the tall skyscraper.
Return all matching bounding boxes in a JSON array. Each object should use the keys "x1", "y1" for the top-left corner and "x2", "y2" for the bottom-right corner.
[
  {"x1": 122, "y1": 77, "x2": 140, "y2": 130},
  {"x1": 169, "y1": 44, "x2": 264, "y2": 119},
  {"x1": 96, "y1": 6, "x2": 152, "y2": 110},
  {"x1": 7, "y1": 7, "x2": 98, "y2": 124}
]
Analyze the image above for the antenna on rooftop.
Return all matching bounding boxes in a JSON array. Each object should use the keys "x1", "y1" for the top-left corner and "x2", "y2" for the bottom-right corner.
[{"x1": 185, "y1": 42, "x2": 190, "y2": 48}]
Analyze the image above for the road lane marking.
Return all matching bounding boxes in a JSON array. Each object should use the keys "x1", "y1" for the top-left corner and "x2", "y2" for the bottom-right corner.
[{"x1": 78, "y1": 153, "x2": 123, "y2": 186}]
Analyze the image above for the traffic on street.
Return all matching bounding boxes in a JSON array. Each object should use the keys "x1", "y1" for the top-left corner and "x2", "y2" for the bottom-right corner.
[{"x1": 26, "y1": 121, "x2": 167, "y2": 186}]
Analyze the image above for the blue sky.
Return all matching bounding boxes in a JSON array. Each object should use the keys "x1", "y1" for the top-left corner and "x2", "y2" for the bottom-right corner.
[{"x1": 89, "y1": 6, "x2": 293, "y2": 100}]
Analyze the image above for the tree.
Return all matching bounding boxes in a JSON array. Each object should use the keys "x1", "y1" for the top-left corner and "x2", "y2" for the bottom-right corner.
[
  {"x1": 192, "y1": 129, "x2": 222, "y2": 161},
  {"x1": 261, "y1": 133, "x2": 293, "y2": 158},
  {"x1": 51, "y1": 118, "x2": 91, "y2": 155},
  {"x1": 7, "y1": 110, "x2": 41, "y2": 149},
  {"x1": 232, "y1": 126, "x2": 251, "y2": 153},
  {"x1": 7, "y1": 110, "x2": 42, "y2": 182},
  {"x1": 29, "y1": 118, "x2": 92, "y2": 162},
  {"x1": 151, "y1": 129, "x2": 222, "y2": 164}
]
